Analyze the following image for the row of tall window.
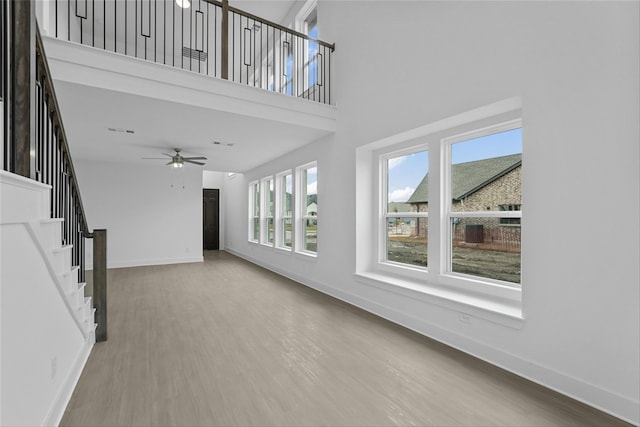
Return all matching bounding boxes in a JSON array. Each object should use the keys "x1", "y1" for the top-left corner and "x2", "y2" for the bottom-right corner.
[
  {"x1": 379, "y1": 119, "x2": 522, "y2": 288},
  {"x1": 249, "y1": 162, "x2": 317, "y2": 255}
]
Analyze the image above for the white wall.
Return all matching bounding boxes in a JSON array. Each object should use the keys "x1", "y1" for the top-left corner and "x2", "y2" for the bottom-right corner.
[
  {"x1": 203, "y1": 170, "x2": 226, "y2": 249},
  {"x1": 224, "y1": 1, "x2": 639, "y2": 424},
  {"x1": 76, "y1": 159, "x2": 204, "y2": 269}
]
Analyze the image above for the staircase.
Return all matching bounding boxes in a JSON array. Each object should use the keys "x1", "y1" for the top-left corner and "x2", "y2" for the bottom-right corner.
[{"x1": 0, "y1": 171, "x2": 97, "y2": 426}]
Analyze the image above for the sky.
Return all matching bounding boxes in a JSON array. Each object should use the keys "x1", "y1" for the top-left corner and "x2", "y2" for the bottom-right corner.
[
  {"x1": 388, "y1": 128, "x2": 522, "y2": 203},
  {"x1": 306, "y1": 167, "x2": 317, "y2": 195}
]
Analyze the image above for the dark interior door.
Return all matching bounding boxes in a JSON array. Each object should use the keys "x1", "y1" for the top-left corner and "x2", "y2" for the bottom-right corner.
[{"x1": 203, "y1": 189, "x2": 219, "y2": 250}]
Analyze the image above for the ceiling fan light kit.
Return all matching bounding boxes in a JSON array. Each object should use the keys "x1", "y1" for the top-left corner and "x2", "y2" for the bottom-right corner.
[{"x1": 142, "y1": 148, "x2": 207, "y2": 168}]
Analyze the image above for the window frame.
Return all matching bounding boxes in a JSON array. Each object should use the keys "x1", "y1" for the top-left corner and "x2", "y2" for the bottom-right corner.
[
  {"x1": 372, "y1": 117, "x2": 522, "y2": 302},
  {"x1": 275, "y1": 170, "x2": 293, "y2": 250},
  {"x1": 296, "y1": 161, "x2": 318, "y2": 256},
  {"x1": 440, "y1": 119, "x2": 522, "y2": 290},
  {"x1": 260, "y1": 176, "x2": 275, "y2": 246},
  {"x1": 377, "y1": 144, "x2": 430, "y2": 278},
  {"x1": 248, "y1": 181, "x2": 260, "y2": 243}
]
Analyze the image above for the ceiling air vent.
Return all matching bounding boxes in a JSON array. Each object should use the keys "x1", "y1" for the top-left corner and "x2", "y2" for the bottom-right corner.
[{"x1": 182, "y1": 46, "x2": 208, "y2": 62}]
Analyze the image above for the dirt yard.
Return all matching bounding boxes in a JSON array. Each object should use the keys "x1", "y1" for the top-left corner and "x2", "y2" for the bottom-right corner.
[{"x1": 387, "y1": 239, "x2": 520, "y2": 284}]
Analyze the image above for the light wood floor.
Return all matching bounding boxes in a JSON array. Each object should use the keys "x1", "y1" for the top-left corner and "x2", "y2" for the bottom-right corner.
[{"x1": 61, "y1": 251, "x2": 630, "y2": 427}]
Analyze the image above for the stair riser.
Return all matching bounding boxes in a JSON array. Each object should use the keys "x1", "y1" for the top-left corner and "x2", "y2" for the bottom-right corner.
[
  {"x1": 37, "y1": 220, "x2": 63, "y2": 252},
  {"x1": 58, "y1": 271, "x2": 78, "y2": 296},
  {"x1": 52, "y1": 247, "x2": 72, "y2": 275},
  {"x1": 82, "y1": 297, "x2": 94, "y2": 324}
]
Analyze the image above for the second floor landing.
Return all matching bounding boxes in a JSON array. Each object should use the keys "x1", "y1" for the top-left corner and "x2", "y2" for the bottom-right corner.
[{"x1": 37, "y1": 0, "x2": 336, "y2": 172}]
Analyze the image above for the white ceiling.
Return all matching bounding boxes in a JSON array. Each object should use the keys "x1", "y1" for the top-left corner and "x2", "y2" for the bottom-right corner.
[{"x1": 54, "y1": 79, "x2": 331, "y2": 173}]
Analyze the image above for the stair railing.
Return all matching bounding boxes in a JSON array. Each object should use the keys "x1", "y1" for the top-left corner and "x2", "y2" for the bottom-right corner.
[
  {"x1": 2, "y1": 0, "x2": 107, "y2": 342},
  {"x1": 39, "y1": 0, "x2": 335, "y2": 105}
]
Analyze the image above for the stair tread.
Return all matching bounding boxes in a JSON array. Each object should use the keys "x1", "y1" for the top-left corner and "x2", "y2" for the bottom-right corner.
[
  {"x1": 40, "y1": 218, "x2": 64, "y2": 224},
  {"x1": 53, "y1": 244, "x2": 73, "y2": 253}
]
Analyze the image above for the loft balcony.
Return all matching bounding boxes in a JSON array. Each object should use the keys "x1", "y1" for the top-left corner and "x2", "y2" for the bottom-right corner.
[
  {"x1": 37, "y1": 0, "x2": 334, "y2": 104},
  {"x1": 34, "y1": 0, "x2": 336, "y2": 172}
]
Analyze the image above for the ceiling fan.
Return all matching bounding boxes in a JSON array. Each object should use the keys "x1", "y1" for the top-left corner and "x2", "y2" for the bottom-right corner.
[{"x1": 142, "y1": 148, "x2": 207, "y2": 168}]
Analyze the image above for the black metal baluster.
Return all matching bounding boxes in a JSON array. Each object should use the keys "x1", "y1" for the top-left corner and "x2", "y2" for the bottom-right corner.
[
  {"x1": 189, "y1": 0, "x2": 192, "y2": 71},
  {"x1": 232, "y1": 11, "x2": 235, "y2": 82},
  {"x1": 259, "y1": 19, "x2": 262, "y2": 88},
  {"x1": 213, "y1": 6, "x2": 222, "y2": 77},
  {"x1": 173, "y1": 0, "x2": 175, "y2": 67},
  {"x1": 206, "y1": 2, "x2": 209, "y2": 75},
  {"x1": 135, "y1": 0, "x2": 138, "y2": 58},
  {"x1": 102, "y1": 0, "x2": 104, "y2": 50},
  {"x1": 328, "y1": 45, "x2": 331, "y2": 105}
]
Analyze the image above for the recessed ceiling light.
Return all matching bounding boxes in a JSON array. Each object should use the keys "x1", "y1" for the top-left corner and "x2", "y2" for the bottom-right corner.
[
  {"x1": 226, "y1": 143, "x2": 234, "y2": 147},
  {"x1": 107, "y1": 127, "x2": 135, "y2": 134},
  {"x1": 212, "y1": 141, "x2": 221, "y2": 145}
]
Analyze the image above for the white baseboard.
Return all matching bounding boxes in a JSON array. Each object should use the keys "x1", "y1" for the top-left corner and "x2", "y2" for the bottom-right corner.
[
  {"x1": 86, "y1": 255, "x2": 204, "y2": 270},
  {"x1": 42, "y1": 337, "x2": 94, "y2": 427},
  {"x1": 225, "y1": 248, "x2": 639, "y2": 426}
]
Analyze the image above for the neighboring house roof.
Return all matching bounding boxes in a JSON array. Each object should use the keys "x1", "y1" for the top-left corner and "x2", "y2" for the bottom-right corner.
[{"x1": 407, "y1": 153, "x2": 522, "y2": 203}]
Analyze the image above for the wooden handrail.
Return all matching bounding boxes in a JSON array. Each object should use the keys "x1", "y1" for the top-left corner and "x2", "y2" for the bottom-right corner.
[
  {"x1": 35, "y1": 25, "x2": 90, "y2": 236},
  {"x1": 223, "y1": 2, "x2": 335, "y2": 51}
]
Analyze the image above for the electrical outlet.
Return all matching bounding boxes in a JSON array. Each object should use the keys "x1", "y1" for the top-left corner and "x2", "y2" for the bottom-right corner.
[
  {"x1": 458, "y1": 313, "x2": 472, "y2": 324},
  {"x1": 51, "y1": 356, "x2": 57, "y2": 379}
]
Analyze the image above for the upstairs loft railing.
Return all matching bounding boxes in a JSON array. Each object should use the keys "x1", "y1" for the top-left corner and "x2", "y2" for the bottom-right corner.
[
  {"x1": 43, "y1": 0, "x2": 335, "y2": 105},
  {"x1": 2, "y1": 0, "x2": 107, "y2": 342}
]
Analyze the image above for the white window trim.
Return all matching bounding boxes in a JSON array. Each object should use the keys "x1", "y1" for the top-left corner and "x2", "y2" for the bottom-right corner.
[
  {"x1": 438, "y1": 119, "x2": 522, "y2": 295},
  {"x1": 275, "y1": 170, "x2": 293, "y2": 251},
  {"x1": 260, "y1": 176, "x2": 275, "y2": 247},
  {"x1": 295, "y1": 161, "x2": 318, "y2": 257},
  {"x1": 378, "y1": 144, "x2": 429, "y2": 275},
  {"x1": 358, "y1": 98, "x2": 524, "y2": 327},
  {"x1": 248, "y1": 181, "x2": 260, "y2": 243}
]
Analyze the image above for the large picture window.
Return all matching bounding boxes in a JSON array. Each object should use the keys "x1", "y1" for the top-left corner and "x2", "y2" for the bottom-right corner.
[{"x1": 375, "y1": 118, "x2": 522, "y2": 290}]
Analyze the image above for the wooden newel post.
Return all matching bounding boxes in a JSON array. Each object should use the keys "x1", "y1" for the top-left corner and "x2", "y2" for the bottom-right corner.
[
  {"x1": 9, "y1": 0, "x2": 35, "y2": 178},
  {"x1": 93, "y1": 229, "x2": 107, "y2": 342},
  {"x1": 221, "y1": 0, "x2": 229, "y2": 80}
]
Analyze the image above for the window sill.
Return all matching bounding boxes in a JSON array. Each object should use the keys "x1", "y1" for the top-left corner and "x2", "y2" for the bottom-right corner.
[
  {"x1": 354, "y1": 271, "x2": 524, "y2": 329},
  {"x1": 295, "y1": 251, "x2": 318, "y2": 262}
]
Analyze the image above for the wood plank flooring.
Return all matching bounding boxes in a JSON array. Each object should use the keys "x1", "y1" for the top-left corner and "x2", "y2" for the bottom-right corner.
[{"x1": 61, "y1": 251, "x2": 631, "y2": 426}]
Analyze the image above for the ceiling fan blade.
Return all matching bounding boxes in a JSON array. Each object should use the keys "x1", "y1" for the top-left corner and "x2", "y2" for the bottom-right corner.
[
  {"x1": 183, "y1": 156, "x2": 207, "y2": 160},
  {"x1": 162, "y1": 153, "x2": 174, "y2": 157},
  {"x1": 166, "y1": 161, "x2": 174, "y2": 165},
  {"x1": 141, "y1": 157, "x2": 166, "y2": 160},
  {"x1": 184, "y1": 159, "x2": 205, "y2": 165}
]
